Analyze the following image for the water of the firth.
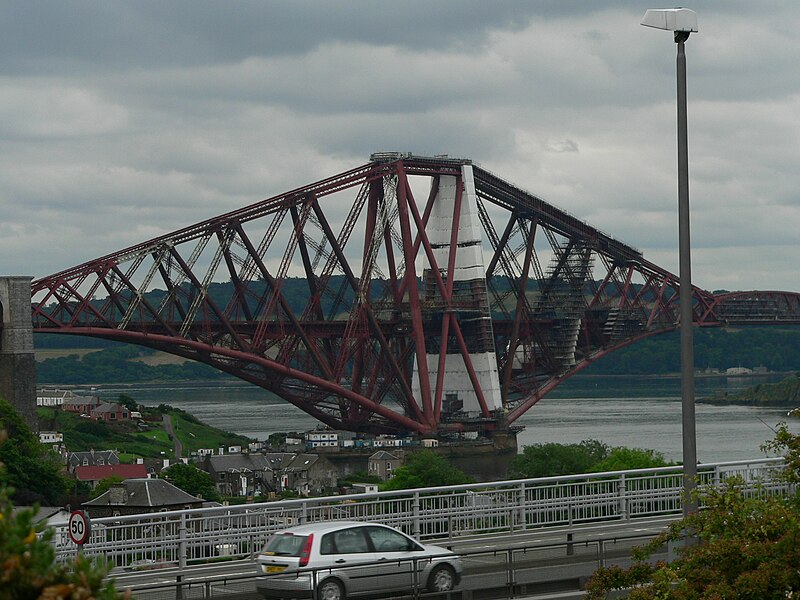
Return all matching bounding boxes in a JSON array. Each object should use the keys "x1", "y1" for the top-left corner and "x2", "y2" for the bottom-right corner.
[{"x1": 89, "y1": 374, "x2": 800, "y2": 464}]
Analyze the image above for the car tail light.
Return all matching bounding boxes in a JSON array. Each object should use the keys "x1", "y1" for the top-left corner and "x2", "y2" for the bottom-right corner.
[{"x1": 298, "y1": 534, "x2": 314, "y2": 567}]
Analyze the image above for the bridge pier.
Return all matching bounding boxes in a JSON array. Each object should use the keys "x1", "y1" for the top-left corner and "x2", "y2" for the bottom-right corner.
[{"x1": 0, "y1": 276, "x2": 37, "y2": 429}]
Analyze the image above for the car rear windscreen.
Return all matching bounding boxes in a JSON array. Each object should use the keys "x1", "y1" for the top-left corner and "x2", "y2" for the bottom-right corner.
[{"x1": 264, "y1": 533, "x2": 310, "y2": 556}]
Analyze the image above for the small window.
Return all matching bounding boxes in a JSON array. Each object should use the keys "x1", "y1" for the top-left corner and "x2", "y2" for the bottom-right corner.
[
  {"x1": 331, "y1": 528, "x2": 370, "y2": 554},
  {"x1": 320, "y1": 534, "x2": 335, "y2": 555},
  {"x1": 365, "y1": 526, "x2": 419, "y2": 552}
]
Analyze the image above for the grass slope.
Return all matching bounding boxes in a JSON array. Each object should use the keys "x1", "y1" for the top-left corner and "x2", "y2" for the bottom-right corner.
[{"x1": 37, "y1": 406, "x2": 252, "y2": 460}]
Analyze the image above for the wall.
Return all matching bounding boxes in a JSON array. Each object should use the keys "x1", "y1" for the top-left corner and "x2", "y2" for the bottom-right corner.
[{"x1": 0, "y1": 276, "x2": 37, "y2": 428}]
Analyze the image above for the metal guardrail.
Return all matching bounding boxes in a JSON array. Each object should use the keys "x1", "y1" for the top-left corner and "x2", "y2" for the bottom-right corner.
[
  {"x1": 54, "y1": 457, "x2": 787, "y2": 570},
  {"x1": 122, "y1": 532, "x2": 667, "y2": 600}
]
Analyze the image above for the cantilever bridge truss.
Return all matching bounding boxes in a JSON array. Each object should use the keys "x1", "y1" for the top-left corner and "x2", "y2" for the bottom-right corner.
[{"x1": 30, "y1": 154, "x2": 800, "y2": 436}]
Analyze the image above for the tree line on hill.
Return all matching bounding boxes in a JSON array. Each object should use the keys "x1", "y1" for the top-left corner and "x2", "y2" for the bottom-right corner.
[
  {"x1": 36, "y1": 343, "x2": 234, "y2": 384},
  {"x1": 33, "y1": 278, "x2": 800, "y2": 380},
  {"x1": 584, "y1": 326, "x2": 800, "y2": 375},
  {"x1": 35, "y1": 325, "x2": 800, "y2": 385}
]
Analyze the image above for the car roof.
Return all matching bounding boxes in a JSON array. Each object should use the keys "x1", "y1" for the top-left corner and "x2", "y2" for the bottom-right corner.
[{"x1": 273, "y1": 521, "x2": 391, "y2": 536}]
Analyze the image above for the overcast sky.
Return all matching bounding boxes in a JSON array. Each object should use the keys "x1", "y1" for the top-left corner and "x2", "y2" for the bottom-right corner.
[{"x1": 1, "y1": 1, "x2": 798, "y2": 293}]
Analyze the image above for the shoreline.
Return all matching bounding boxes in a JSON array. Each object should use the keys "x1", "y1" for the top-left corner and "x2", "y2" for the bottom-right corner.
[{"x1": 42, "y1": 370, "x2": 796, "y2": 390}]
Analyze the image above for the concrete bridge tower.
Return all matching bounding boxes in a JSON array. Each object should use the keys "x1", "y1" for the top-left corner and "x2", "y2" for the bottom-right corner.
[
  {"x1": 411, "y1": 165, "x2": 503, "y2": 426},
  {"x1": 0, "y1": 276, "x2": 37, "y2": 429}
]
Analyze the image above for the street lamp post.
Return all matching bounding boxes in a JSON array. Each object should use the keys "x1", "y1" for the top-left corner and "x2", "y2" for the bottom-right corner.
[{"x1": 641, "y1": 7, "x2": 699, "y2": 518}]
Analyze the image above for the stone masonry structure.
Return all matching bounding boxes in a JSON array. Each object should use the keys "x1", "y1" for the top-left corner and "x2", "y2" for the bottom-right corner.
[{"x1": 0, "y1": 276, "x2": 37, "y2": 429}]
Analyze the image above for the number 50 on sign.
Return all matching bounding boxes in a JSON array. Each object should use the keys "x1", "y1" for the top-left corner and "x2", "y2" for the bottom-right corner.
[{"x1": 68, "y1": 510, "x2": 91, "y2": 546}]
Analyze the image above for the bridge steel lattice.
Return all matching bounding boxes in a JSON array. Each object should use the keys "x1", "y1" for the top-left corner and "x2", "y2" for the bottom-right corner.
[{"x1": 30, "y1": 154, "x2": 800, "y2": 436}]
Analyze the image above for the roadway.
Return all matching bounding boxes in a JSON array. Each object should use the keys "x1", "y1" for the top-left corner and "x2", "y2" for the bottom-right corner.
[{"x1": 113, "y1": 515, "x2": 677, "y2": 599}]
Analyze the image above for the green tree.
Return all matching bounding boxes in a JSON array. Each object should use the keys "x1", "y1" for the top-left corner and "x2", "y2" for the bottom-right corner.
[
  {"x1": 586, "y1": 423, "x2": 800, "y2": 599},
  {"x1": 590, "y1": 447, "x2": 670, "y2": 472},
  {"x1": 160, "y1": 462, "x2": 221, "y2": 502},
  {"x1": 381, "y1": 450, "x2": 473, "y2": 491},
  {"x1": 0, "y1": 429, "x2": 128, "y2": 599},
  {"x1": 0, "y1": 396, "x2": 70, "y2": 506},
  {"x1": 117, "y1": 394, "x2": 139, "y2": 412},
  {"x1": 509, "y1": 439, "x2": 609, "y2": 478}
]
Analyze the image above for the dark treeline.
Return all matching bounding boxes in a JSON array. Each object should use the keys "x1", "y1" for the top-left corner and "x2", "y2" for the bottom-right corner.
[
  {"x1": 36, "y1": 344, "x2": 233, "y2": 384},
  {"x1": 36, "y1": 326, "x2": 800, "y2": 384},
  {"x1": 584, "y1": 326, "x2": 800, "y2": 375},
  {"x1": 34, "y1": 278, "x2": 800, "y2": 379}
]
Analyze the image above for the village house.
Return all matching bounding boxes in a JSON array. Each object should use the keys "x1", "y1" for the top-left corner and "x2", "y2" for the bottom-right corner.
[
  {"x1": 36, "y1": 388, "x2": 79, "y2": 407},
  {"x1": 368, "y1": 450, "x2": 402, "y2": 481},
  {"x1": 199, "y1": 453, "x2": 275, "y2": 497},
  {"x1": 63, "y1": 394, "x2": 102, "y2": 415},
  {"x1": 373, "y1": 435, "x2": 404, "y2": 448},
  {"x1": 279, "y1": 453, "x2": 338, "y2": 496},
  {"x1": 201, "y1": 452, "x2": 340, "y2": 497},
  {"x1": 134, "y1": 456, "x2": 174, "y2": 477},
  {"x1": 12, "y1": 506, "x2": 72, "y2": 548},
  {"x1": 81, "y1": 478, "x2": 205, "y2": 517},
  {"x1": 74, "y1": 463, "x2": 148, "y2": 490},
  {"x1": 90, "y1": 402, "x2": 129, "y2": 422},
  {"x1": 38, "y1": 431, "x2": 64, "y2": 444},
  {"x1": 305, "y1": 429, "x2": 338, "y2": 449},
  {"x1": 66, "y1": 449, "x2": 120, "y2": 473}
]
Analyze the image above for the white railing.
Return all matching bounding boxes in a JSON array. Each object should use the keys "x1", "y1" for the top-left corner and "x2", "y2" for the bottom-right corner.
[{"x1": 54, "y1": 457, "x2": 788, "y2": 569}]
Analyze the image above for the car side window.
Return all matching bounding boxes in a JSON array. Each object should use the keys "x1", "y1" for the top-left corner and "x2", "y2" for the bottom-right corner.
[
  {"x1": 320, "y1": 533, "x2": 335, "y2": 555},
  {"x1": 330, "y1": 527, "x2": 371, "y2": 554},
  {"x1": 365, "y1": 526, "x2": 419, "y2": 552}
]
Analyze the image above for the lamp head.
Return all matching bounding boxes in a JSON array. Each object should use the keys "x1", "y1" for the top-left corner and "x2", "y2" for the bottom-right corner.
[{"x1": 641, "y1": 8, "x2": 698, "y2": 35}]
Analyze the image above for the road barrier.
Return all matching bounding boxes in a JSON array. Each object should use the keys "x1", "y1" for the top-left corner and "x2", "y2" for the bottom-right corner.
[{"x1": 54, "y1": 457, "x2": 788, "y2": 570}]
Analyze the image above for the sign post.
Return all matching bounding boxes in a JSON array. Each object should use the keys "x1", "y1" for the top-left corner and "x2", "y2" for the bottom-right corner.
[{"x1": 68, "y1": 510, "x2": 91, "y2": 551}]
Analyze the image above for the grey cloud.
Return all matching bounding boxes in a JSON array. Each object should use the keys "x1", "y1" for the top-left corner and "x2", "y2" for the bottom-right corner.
[{"x1": 0, "y1": 1, "x2": 798, "y2": 293}]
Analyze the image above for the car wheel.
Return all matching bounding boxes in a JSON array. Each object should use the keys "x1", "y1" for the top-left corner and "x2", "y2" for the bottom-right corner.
[
  {"x1": 427, "y1": 564, "x2": 456, "y2": 593},
  {"x1": 318, "y1": 578, "x2": 345, "y2": 600}
]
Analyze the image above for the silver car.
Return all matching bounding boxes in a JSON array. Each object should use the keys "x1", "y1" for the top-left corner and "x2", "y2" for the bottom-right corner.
[{"x1": 255, "y1": 521, "x2": 463, "y2": 600}]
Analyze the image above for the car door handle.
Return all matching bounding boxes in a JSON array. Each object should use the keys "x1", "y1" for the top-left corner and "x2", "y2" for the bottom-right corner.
[{"x1": 335, "y1": 559, "x2": 346, "y2": 563}]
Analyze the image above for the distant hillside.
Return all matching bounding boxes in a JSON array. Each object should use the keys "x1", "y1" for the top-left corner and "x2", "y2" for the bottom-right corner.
[
  {"x1": 37, "y1": 403, "x2": 251, "y2": 459},
  {"x1": 701, "y1": 373, "x2": 800, "y2": 407},
  {"x1": 35, "y1": 343, "x2": 235, "y2": 384},
  {"x1": 33, "y1": 278, "x2": 800, "y2": 380},
  {"x1": 583, "y1": 327, "x2": 800, "y2": 375}
]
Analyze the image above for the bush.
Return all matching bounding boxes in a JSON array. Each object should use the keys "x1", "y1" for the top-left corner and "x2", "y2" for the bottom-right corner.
[
  {"x1": 0, "y1": 428, "x2": 129, "y2": 599},
  {"x1": 586, "y1": 423, "x2": 800, "y2": 599}
]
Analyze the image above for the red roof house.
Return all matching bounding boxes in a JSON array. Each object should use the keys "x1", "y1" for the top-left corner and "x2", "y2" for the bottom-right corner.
[{"x1": 75, "y1": 464, "x2": 148, "y2": 489}]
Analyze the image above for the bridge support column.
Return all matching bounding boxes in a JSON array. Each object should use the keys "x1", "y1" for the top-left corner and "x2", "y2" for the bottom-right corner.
[{"x1": 0, "y1": 276, "x2": 37, "y2": 429}]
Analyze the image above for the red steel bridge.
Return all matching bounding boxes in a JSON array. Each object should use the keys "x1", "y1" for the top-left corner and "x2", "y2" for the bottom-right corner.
[{"x1": 30, "y1": 154, "x2": 800, "y2": 438}]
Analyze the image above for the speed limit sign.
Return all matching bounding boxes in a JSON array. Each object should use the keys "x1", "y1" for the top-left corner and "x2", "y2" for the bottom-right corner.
[{"x1": 68, "y1": 510, "x2": 91, "y2": 546}]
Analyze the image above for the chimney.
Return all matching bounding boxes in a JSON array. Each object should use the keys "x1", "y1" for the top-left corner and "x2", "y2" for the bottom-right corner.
[{"x1": 108, "y1": 483, "x2": 127, "y2": 504}]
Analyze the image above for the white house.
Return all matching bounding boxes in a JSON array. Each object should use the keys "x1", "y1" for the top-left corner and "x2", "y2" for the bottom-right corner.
[
  {"x1": 306, "y1": 430, "x2": 338, "y2": 448},
  {"x1": 36, "y1": 389, "x2": 77, "y2": 407},
  {"x1": 726, "y1": 367, "x2": 753, "y2": 376},
  {"x1": 38, "y1": 431, "x2": 63, "y2": 444}
]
